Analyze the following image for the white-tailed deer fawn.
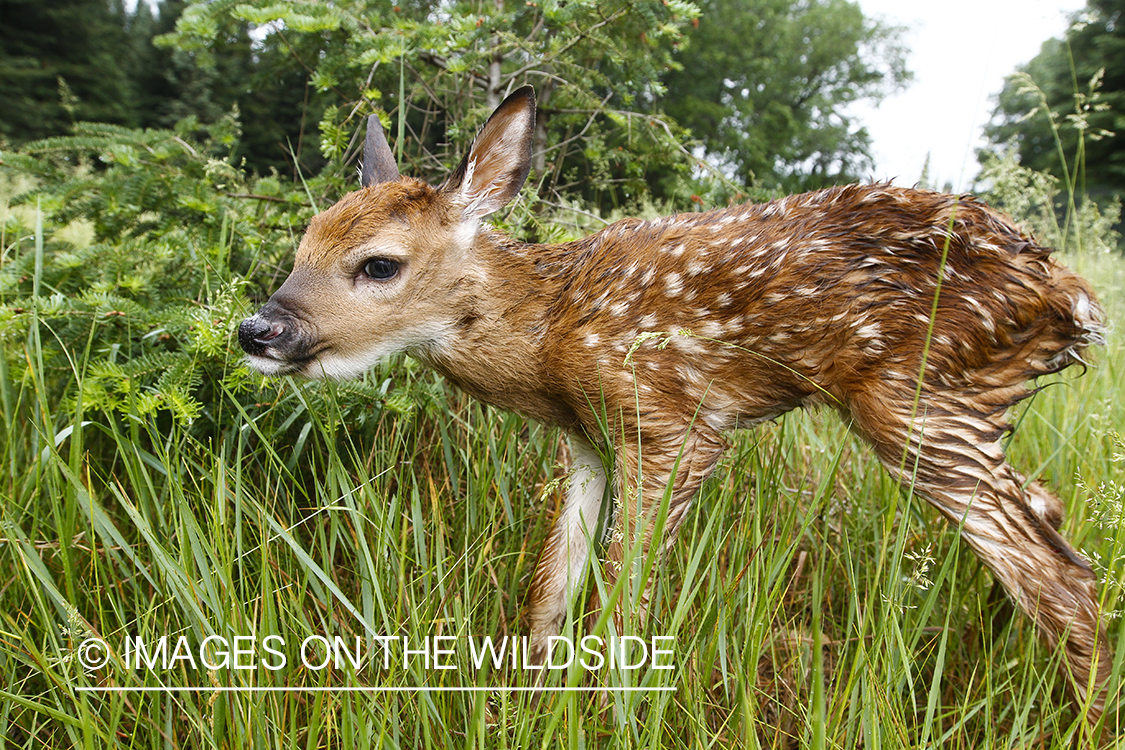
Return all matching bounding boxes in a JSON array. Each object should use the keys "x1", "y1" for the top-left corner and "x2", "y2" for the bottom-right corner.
[{"x1": 239, "y1": 87, "x2": 1111, "y2": 721}]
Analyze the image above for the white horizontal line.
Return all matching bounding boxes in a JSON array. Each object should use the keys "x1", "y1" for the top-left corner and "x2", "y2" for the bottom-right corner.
[{"x1": 75, "y1": 686, "x2": 675, "y2": 693}]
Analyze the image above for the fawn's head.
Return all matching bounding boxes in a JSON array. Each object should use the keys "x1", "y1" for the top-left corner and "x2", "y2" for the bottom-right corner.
[{"x1": 238, "y1": 87, "x2": 537, "y2": 378}]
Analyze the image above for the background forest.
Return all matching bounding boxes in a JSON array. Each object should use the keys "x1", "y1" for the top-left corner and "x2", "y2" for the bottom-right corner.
[
  {"x1": 1, "y1": 0, "x2": 914, "y2": 199},
  {"x1": 1, "y1": 0, "x2": 1124, "y2": 747}
]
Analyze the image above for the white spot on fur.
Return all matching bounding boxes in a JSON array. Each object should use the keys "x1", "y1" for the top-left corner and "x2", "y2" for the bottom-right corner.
[
  {"x1": 964, "y1": 295, "x2": 996, "y2": 334},
  {"x1": 609, "y1": 301, "x2": 630, "y2": 317},
  {"x1": 671, "y1": 335, "x2": 706, "y2": 355},
  {"x1": 664, "y1": 272, "x2": 684, "y2": 296},
  {"x1": 698, "y1": 320, "x2": 725, "y2": 338},
  {"x1": 1027, "y1": 490, "x2": 1052, "y2": 520},
  {"x1": 1074, "y1": 291, "x2": 1092, "y2": 321},
  {"x1": 855, "y1": 322, "x2": 881, "y2": 339}
]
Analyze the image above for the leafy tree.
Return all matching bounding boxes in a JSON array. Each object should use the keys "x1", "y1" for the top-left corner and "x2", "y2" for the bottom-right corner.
[
  {"x1": 161, "y1": 0, "x2": 703, "y2": 213},
  {"x1": 125, "y1": 0, "x2": 197, "y2": 130},
  {"x1": 661, "y1": 0, "x2": 910, "y2": 193},
  {"x1": 144, "y1": 1, "x2": 335, "y2": 176},
  {"x1": 160, "y1": 0, "x2": 907, "y2": 205},
  {"x1": 4, "y1": 0, "x2": 912, "y2": 201},
  {"x1": 984, "y1": 0, "x2": 1124, "y2": 213}
]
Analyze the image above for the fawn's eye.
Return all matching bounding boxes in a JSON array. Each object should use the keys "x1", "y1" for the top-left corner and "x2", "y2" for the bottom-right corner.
[{"x1": 362, "y1": 257, "x2": 400, "y2": 281}]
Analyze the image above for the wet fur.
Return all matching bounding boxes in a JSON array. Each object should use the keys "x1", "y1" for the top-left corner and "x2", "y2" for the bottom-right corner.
[{"x1": 240, "y1": 87, "x2": 1111, "y2": 724}]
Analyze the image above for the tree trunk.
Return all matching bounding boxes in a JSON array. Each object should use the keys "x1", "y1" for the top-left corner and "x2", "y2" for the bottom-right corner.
[
  {"x1": 531, "y1": 79, "x2": 553, "y2": 176},
  {"x1": 486, "y1": 0, "x2": 504, "y2": 110}
]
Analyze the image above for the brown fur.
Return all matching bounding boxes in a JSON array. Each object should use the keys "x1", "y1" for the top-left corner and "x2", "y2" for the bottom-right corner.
[{"x1": 239, "y1": 87, "x2": 1111, "y2": 725}]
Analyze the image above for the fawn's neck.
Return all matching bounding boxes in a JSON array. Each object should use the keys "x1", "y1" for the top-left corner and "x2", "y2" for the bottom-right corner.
[{"x1": 413, "y1": 228, "x2": 582, "y2": 426}]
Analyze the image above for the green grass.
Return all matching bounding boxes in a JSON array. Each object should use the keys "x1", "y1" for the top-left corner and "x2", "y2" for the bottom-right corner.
[{"x1": 2, "y1": 208, "x2": 1124, "y2": 749}]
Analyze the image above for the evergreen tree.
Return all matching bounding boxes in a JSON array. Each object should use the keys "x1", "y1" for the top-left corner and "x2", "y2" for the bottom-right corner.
[
  {"x1": 0, "y1": 0, "x2": 135, "y2": 142},
  {"x1": 125, "y1": 0, "x2": 176, "y2": 127},
  {"x1": 143, "y1": 0, "x2": 333, "y2": 177}
]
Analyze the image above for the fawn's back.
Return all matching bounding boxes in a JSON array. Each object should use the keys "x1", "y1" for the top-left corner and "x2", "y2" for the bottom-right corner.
[{"x1": 426, "y1": 182, "x2": 1102, "y2": 447}]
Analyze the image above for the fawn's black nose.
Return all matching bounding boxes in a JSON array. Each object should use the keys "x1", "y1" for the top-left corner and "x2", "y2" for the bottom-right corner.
[{"x1": 238, "y1": 315, "x2": 285, "y2": 356}]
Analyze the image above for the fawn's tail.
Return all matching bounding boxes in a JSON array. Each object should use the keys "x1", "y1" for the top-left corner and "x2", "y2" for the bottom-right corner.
[
  {"x1": 1039, "y1": 256, "x2": 1106, "y2": 375},
  {"x1": 977, "y1": 218, "x2": 1108, "y2": 382}
]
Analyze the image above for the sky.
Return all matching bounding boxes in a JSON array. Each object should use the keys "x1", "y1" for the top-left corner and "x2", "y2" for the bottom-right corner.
[{"x1": 849, "y1": 0, "x2": 1087, "y2": 192}]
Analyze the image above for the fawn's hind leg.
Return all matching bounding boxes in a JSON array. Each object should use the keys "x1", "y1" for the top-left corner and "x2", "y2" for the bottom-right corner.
[
  {"x1": 589, "y1": 422, "x2": 727, "y2": 639},
  {"x1": 846, "y1": 387, "x2": 1111, "y2": 721}
]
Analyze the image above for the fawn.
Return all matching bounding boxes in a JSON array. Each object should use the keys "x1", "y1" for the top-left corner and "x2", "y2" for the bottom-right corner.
[{"x1": 239, "y1": 86, "x2": 1111, "y2": 721}]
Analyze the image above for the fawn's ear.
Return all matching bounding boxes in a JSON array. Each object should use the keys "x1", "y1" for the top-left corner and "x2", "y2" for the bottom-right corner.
[
  {"x1": 360, "y1": 114, "x2": 400, "y2": 187},
  {"x1": 442, "y1": 86, "x2": 535, "y2": 221}
]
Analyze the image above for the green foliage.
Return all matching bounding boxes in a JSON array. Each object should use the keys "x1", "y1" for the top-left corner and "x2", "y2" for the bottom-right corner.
[
  {"x1": 160, "y1": 0, "x2": 707, "y2": 213},
  {"x1": 4, "y1": 0, "x2": 914, "y2": 207},
  {"x1": 980, "y1": 146, "x2": 1121, "y2": 255},
  {"x1": 1, "y1": 116, "x2": 332, "y2": 434},
  {"x1": 0, "y1": 0, "x2": 332, "y2": 179},
  {"x1": 150, "y1": 0, "x2": 342, "y2": 177},
  {"x1": 155, "y1": 0, "x2": 909, "y2": 207},
  {"x1": 981, "y1": 63, "x2": 1123, "y2": 254}
]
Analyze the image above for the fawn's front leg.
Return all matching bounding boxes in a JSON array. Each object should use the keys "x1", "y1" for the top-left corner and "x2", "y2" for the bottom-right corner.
[
  {"x1": 527, "y1": 423, "x2": 725, "y2": 665},
  {"x1": 527, "y1": 436, "x2": 609, "y2": 664}
]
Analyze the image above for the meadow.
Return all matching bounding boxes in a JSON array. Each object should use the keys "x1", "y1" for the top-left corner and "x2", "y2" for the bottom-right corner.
[{"x1": 1, "y1": 159, "x2": 1124, "y2": 749}]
